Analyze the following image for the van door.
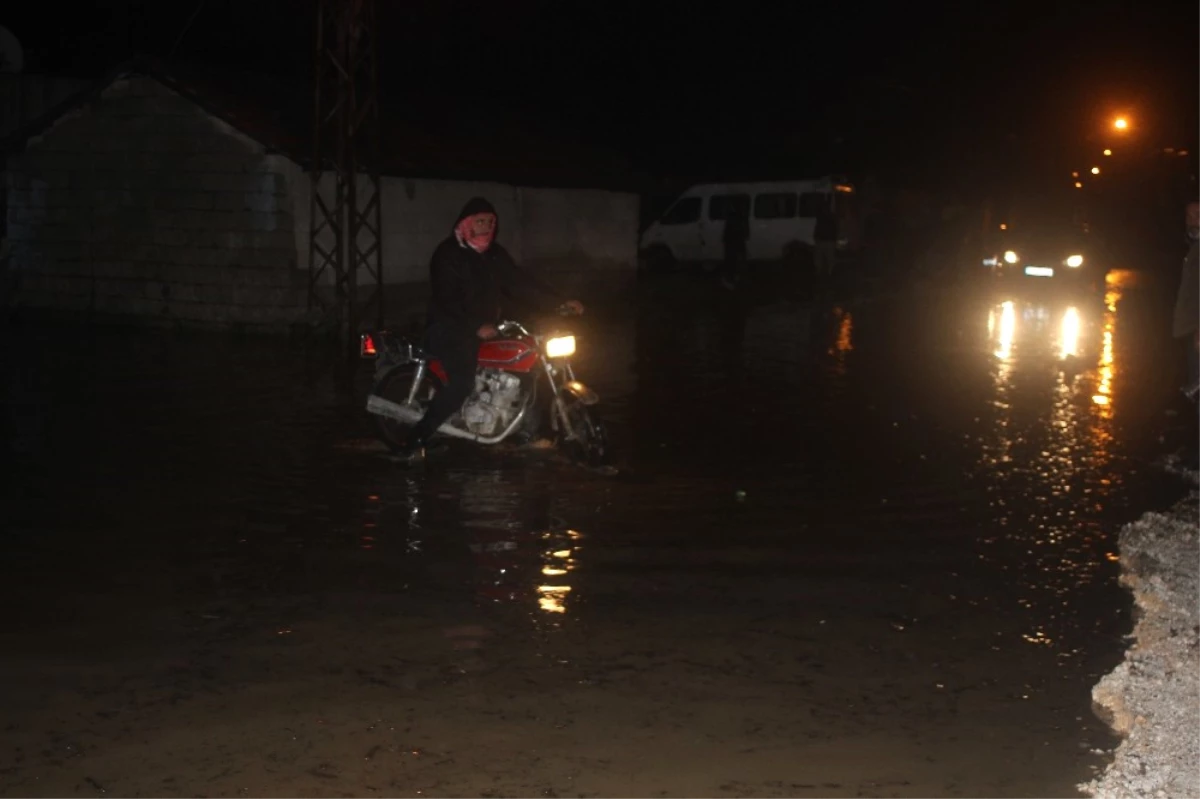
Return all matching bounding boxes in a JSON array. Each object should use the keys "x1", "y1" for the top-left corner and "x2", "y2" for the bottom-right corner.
[
  {"x1": 706, "y1": 193, "x2": 750, "y2": 262},
  {"x1": 750, "y1": 191, "x2": 799, "y2": 260},
  {"x1": 652, "y1": 196, "x2": 705, "y2": 262}
]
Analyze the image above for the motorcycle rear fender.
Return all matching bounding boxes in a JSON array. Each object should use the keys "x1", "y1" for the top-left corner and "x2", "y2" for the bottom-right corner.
[{"x1": 364, "y1": 330, "x2": 422, "y2": 369}]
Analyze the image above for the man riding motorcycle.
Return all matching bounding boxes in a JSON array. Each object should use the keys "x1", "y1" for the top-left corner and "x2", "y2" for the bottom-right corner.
[{"x1": 396, "y1": 197, "x2": 585, "y2": 462}]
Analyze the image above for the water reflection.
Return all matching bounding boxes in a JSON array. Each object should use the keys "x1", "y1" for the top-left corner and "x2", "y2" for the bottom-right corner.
[
  {"x1": 978, "y1": 281, "x2": 1127, "y2": 652},
  {"x1": 828, "y1": 307, "x2": 854, "y2": 377},
  {"x1": 991, "y1": 300, "x2": 1016, "y2": 361},
  {"x1": 1060, "y1": 307, "x2": 1080, "y2": 359},
  {"x1": 367, "y1": 467, "x2": 588, "y2": 622},
  {"x1": 536, "y1": 532, "x2": 582, "y2": 614}
]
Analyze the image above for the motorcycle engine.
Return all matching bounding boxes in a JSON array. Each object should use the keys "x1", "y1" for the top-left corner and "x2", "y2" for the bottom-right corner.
[{"x1": 460, "y1": 370, "x2": 524, "y2": 437}]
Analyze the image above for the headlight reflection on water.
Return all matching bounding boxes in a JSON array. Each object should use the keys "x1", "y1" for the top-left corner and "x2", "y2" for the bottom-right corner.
[
  {"x1": 1059, "y1": 307, "x2": 1080, "y2": 359},
  {"x1": 992, "y1": 300, "x2": 1016, "y2": 360},
  {"x1": 977, "y1": 288, "x2": 1126, "y2": 655}
]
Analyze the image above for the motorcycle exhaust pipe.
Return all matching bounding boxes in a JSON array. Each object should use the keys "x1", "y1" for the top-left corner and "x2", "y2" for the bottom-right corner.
[{"x1": 365, "y1": 394, "x2": 529, "y2": 445}]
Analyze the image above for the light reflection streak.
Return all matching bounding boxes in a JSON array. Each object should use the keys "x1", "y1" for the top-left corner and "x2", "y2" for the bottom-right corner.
[
  {"x1": 1059, "y1": 307, "x2": 1079, "y2": 359},
  {"x1": 978, "y1": 284, "x2": 1124, "y2": 652},
  {"x1": 993, "y1": 301, "x2": 1016, "y2": 361},
  {"x1": 536, "y1": 529, "x2": 583, "y2": 616},
  {"x1": 828, "y1": 307, "x2": 854, "y2": 379}
]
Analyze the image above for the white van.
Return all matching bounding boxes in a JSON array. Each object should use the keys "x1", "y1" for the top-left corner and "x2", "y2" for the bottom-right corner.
[{"x1": 638, "y1": 177, "x2": 857, "y2": 270}]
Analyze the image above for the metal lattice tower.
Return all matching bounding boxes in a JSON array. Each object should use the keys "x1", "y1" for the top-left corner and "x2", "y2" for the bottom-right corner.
[{"x1": 308, "y1": 0, "x2": 384, "y2": 353}]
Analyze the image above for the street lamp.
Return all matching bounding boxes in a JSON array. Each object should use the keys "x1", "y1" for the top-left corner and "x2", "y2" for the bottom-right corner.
[
  {"x1": 1103, "y1": 149, "x2": 1112, "y2": 156},
  {"x1": 1091, "y1": 166, "x2": 1101, "y2": 175},
  {"x1": 1113, "y1": 117, "x2": 1129, "y2": 131}
]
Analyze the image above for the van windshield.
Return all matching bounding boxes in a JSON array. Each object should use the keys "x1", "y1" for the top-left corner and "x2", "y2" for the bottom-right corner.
[{"x1": 661, "y1": 197, "x2": 701, "y2": 225}]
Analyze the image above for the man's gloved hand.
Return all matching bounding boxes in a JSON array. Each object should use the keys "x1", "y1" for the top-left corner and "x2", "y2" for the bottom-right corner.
[{"x1": 477, "y1": 323, "x2": 499, "y2": 340}]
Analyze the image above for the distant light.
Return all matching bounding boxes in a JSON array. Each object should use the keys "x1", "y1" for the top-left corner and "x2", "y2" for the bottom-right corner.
[
  {"x1": 1025, "y1": 266, "x2": 1055, "y2": 277},
  {"x1": 1166, "y1": 147, "x2": 1176, "y2": 153},
  {"x1": 1004, "y1": 250, "x2": 1019, "y2": 264},
  {"x1": 1181, "y1": 150, "x2": 1190, "y2": 157},
  {"x1": 1075, "y1": 181, "x2": 1083, "y2": 188},
  {"x1": 1091, "y1": 166, "x2": 1101, "y2": 175},
  {"x1": 1072, "y1": 171, "x2": 1080, "y2": 178},
  {"x1": 1103, "y1": 149, "x2": 1112, "y2": 156},
  {"x1": 1000, "y1": 223, "x2": 1008, "y2": 230},
  {"x1": 1113, "y1": 117, "x2": 1128, "y2": 130}
]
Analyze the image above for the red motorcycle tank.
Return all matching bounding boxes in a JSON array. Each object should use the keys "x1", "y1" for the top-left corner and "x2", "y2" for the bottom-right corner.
[
  {"x1": 476, "y1": 338, "x2": 539, "y2": 372},
  {"x1": 425, "y1": 337, "x2": 539, "y2": 384}
]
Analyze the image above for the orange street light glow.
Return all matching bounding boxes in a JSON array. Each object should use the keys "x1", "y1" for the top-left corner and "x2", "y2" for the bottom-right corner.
[
  {"x1": 1113, "y1": 117, "x2": 1128, "y2": 130},
  {"x1": 1103, "y1": 149, "x2": 1112, "y2": 156},
  {"x1": 1091, "y1": 166, "x2": 1101, "y2": 175}
]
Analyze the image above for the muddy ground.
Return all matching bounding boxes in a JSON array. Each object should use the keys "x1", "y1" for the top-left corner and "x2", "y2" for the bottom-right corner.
[{"x1": 1, "y1": 269, "x2": 1191, "y2": 797}]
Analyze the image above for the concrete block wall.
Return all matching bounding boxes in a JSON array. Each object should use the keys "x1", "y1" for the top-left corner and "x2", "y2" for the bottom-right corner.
[
  {"x1": 293, "y1": 173, "x2": 522, "y2": 289},
  {"x1": 294, "y1": 173, "x2": 639, "y2": 294},
  {"x1": 4, "y1": 74, "x2": 306, "y2": 327}
]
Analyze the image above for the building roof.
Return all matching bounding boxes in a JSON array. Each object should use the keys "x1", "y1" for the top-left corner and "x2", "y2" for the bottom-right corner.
[{"x1": 3, "y1": 55, "x2": 648, "y2": 193}]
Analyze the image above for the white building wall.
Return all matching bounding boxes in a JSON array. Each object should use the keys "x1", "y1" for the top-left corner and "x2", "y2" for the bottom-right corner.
[{"x1": 290, "y1": 171, "x2": 638, "y2": 287}]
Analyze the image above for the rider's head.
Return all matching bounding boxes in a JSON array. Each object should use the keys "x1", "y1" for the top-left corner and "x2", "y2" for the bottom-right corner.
[
  {"x1": 1186, "y1": 200, "x2": 1199, "y2": 241},
  {"x1": 454, "y1": 197, "x2": 498, "y2": 253}
]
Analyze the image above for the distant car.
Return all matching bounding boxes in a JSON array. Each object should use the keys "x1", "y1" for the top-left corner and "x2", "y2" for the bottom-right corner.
[{"x1": 980, "y1": 222, "x2": 1108, "y2": 291}]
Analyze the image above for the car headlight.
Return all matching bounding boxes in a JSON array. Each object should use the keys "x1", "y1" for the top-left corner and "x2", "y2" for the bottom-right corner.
[
  {"x1": 545, "y1": 335, "x2": 576, "y2": 359},
  {"x1": 1004, "y1": 250, "x2": 1019, "y2": 264},
  {"x1": 1065, "y1": 254, "x2": 1084, "y2": 268}
]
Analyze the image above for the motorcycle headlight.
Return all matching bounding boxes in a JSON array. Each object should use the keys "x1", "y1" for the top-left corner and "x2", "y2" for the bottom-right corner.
[
  {"x1": 1065, "y1": 254, "x2": 1084, "y2": 268},
  {"x1": 545, "y1": 335, "x2": 576, "y2": 359},
  {"x1": 1004, "y1": 250, "x2": 1019, "y2": 264}
]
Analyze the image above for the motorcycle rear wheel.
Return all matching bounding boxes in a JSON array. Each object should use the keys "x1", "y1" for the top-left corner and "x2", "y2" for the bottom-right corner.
[{"x1": 371, "y1": 365, "x2": 443, "y2": 452}]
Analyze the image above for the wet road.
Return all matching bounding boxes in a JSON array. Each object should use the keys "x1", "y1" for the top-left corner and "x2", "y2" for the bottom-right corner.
[{"x1": 0, "y1": 269, "x2": 1188, "y2": 797}]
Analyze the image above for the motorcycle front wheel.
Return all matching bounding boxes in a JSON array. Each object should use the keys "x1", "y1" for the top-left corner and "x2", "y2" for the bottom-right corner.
[
  {"x1": 560, "y1": 400, "x2": 609, "y2": 467},
  {"x1": 371, "y1": 365, "x2": 443, "y2": 452}
]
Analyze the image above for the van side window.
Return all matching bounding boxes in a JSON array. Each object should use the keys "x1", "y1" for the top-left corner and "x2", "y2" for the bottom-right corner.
[
  {"x1": 661, "y1": 197, "x2": 701, "y2": 225},
  {"x1": 754, "y1": 193, "x2": 798, "y2": 219},
  {"x1": 708, "y1": 194, "x2": 750, "y2": 221},
  {"x1": 798, "y1": 192, "x2": 830, "y2": 218}
]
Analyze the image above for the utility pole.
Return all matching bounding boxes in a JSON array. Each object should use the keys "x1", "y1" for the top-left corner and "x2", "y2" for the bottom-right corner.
[{"x1": 308, "y1": 0, "x2": 384, "y2": 360}]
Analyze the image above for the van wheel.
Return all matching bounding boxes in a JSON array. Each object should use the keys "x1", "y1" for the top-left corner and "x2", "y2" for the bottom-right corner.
[{"x1": 639, "y1": 245, "x2": 675, "y2": 273}]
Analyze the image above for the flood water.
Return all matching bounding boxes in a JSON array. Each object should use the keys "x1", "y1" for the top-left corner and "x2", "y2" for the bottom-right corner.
[{"x1": 0, "y1": 269, "x2": 1188, "y2": 797}]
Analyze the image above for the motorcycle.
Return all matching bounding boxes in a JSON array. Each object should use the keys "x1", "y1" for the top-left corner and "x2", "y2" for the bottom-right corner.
[{"x1": 360, "y1": 309, "x2": 609, "y2": 466}]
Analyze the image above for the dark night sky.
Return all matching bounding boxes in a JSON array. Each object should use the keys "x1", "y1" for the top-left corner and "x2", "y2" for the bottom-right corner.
[{"x1": 5, "y1": 0, "x2": 1197, "y2": 192}]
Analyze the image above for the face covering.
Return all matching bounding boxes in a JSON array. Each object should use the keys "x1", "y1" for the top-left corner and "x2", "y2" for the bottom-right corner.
[{"x1": 455, "y1": 213, "x2": 497, "y2": 253}]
